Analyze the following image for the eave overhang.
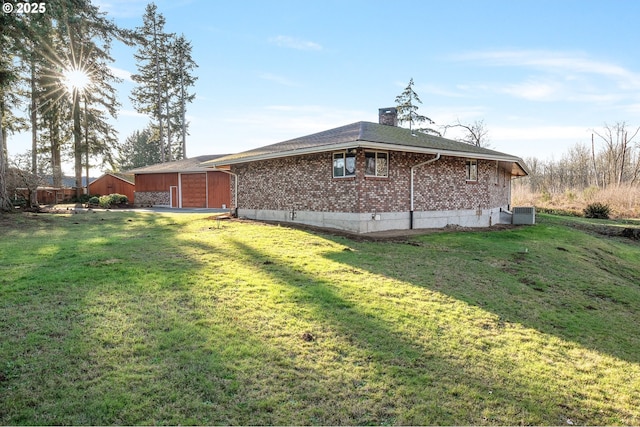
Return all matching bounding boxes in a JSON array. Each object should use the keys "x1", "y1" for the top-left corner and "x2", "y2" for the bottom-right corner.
[{"x1": 206, "y1": 140, "x2": 528, "y2": 177}]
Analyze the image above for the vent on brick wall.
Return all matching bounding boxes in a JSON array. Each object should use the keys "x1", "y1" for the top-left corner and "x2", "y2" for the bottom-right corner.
[{"x1": 512, "y1": 206, "x2": 536, "y2": 225}]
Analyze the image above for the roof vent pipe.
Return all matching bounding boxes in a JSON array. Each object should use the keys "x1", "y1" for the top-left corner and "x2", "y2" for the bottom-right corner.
[{"x1": 410, "y1": 153, "x2": 441, "y2": 229}]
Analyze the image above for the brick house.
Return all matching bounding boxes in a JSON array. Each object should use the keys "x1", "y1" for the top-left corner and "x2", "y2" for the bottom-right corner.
[
  {"x1": 128, "y1": 155, "x2": 231, "y2": 208},
  {"x1": 206, "y1": 108, "x2": 528, "y2": 233}
]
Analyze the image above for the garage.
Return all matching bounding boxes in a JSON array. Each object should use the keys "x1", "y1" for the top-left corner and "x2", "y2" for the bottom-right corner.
[
  {"x1": 129, "y1": 155, "x2": 232, "y2": 209},
  {"x1": 180, "y1": 173, "x2": 207, "y2": 208}
]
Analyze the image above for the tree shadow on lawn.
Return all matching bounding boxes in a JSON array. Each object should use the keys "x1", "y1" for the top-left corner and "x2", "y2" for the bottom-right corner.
[
  {"x1": 0, "y1": 213, "x2": 244, "y2": 424},
  {"x1": 221, "y1": 237, "x2": 620, "y2": 425},
  {"x1": 3, "y1": 214, "x2": 638, "y2": 424},
  {"x1": 320, "y1": 226, "x2": 640, "y2": 366}
]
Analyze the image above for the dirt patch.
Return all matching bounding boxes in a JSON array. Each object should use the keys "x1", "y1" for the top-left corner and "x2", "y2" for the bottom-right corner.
[
  {"x1": 561, "y1": 220, "x2": 640, "y2": 242},
  {"x1": 246, "y1": 218, "x2": 518, "y2": 242},
  {"x1": 621, "y1": 228, "x2": 640, "y2": 240},
  {"x1": 0, "y1": 211, "x2": 58, "y2": 229}
]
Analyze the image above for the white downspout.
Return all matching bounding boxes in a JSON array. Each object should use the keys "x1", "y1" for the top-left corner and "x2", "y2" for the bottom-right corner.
[
  {"x1": 214, "y1": 169, "x2": 238, "y2": 216},
  {"x1": 410, "y1": 153, "x2": 440, "y2": 229}
]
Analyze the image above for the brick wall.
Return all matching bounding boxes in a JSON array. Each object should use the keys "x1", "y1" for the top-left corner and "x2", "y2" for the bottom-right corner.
[
  {"x1": 134, "y1": 191, "x2": 169, "y2": 206},
  {"x1": 233, "y1": 153, "x2": 359, "y2": 212},
  {"x1": 232, "y1": 149, "x2": 511, "y2": 213}
]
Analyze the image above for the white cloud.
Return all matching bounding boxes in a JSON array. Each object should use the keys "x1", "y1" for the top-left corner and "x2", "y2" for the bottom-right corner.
[
  {"x1": 119, "y1": 109, "x2": 147, "y2": 118},
  {"x1": 451, "y1": 49, "x2": 640, "y2": 89},
  {"x1": 488, "y1": 125, "x2": 594, "y2": 160},
  {"x1": 492, "y1": 125, "x2": 589, "y2": 141},
  {"x1": 218, "y1": 105, "x2": 366, "y2": 145},
  {"x1": 259, "y1": 73, "x2": 299, "y2": 87},
  {"x1": 109, "y1": 66, "x2": 134, "y2": 82},
  {"x1": 501, "y1": 80, "x2": 560, "y2": 101},
  {"x1": 268, "y1": 35, "x2": 322, "y2": 51},
  {"x1": 422, "y1": 84, "x2": 467, "y2": 98},
  {"x1": 93, "y1": 0, "x2": 148, "y2": 18}
]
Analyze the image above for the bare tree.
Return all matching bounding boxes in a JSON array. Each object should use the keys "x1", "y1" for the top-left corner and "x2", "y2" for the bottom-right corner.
[
  {"x1": 10, "y1": 154, "x2": 45, "y2": 208},
  {"x1": 593, "y1": 122, "x2": 640, "y2": 187},
  {"x1": 442, "y1": 119, "x2": 491, "y2": 148}
]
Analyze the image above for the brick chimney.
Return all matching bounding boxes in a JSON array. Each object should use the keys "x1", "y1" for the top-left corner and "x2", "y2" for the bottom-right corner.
[{"x1": 378, "y1": 107, "x2": 398, "y2": 126}]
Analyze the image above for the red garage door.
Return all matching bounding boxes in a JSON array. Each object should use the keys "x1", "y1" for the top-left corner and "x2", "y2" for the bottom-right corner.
[
  {"x1": 180, "y1": 173, "x2": 207, "y2": 208},
  {"x1": 207, "y1": 171, "x2": 231, "y2": 208}
]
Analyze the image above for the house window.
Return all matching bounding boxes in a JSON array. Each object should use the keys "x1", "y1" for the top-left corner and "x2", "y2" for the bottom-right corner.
[
  {"x1": 466, "y1": 159, "x2": 478, "y2": 181},
  {"x1": 365, "y1": 151, "x2": 388, "y2": 177},
  {"x1": 333, "y1": 151, "x2": 356, "y2": 178}
]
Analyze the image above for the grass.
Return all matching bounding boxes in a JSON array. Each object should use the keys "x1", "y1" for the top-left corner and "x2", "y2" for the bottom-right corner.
[{"x1": 1, "y1": 211, "x2": 639, "y2": 425}]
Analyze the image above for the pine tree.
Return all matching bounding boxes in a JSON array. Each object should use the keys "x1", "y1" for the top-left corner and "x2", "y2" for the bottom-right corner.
[
  {"x1": 0, "y1": 13, "x2": 30, "y2": 211},
  {"x1": 131, "y1": 3, "x2": 172, "y2": 163},
  {"x1": 394, "y1": 78, "x2": 439, "y2": 136},
  {"x1": 15, "y1": 0, "x2": 131, "y2": 199},
  {"x1": 116, "y1": 126, "x2": 162, "y2": 171},
  {"x1": 131, "y1": 5, "x2": 198, "y2": 163},
  {"x1": 171, "y1": 34, "x2": 198, "y2": 159}
]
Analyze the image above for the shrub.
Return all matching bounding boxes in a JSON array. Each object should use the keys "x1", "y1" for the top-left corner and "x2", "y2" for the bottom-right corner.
[
  {"x1": 98, "y1": 195, "x2": 111, "y2": 208},
  {"x1": 113, "y1": 194, "x2": 128, "y2": 205},
  {"x1": 537, "y1": 207, "x2": 582, "y2": 217},
  {"x1": 98, "y1": 194, "x2": 128, "y2": 208},
  {"x1": 70, "y1": 194, "x2": 92, "y2": 203},
  {"x1": 584, "y1": 202, "x2": 611, "y2": 219},
  {"x1": 88, "y1": 196, "x2": 100, "y2": 205}
]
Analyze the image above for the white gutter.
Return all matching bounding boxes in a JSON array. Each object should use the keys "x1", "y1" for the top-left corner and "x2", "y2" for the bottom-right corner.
[
  {"x1": 410, "y1": 153, "x2": 441, "y2": 229},
  {"x1": 206, "y1": 141, "x2": 527, "y2": 175}
]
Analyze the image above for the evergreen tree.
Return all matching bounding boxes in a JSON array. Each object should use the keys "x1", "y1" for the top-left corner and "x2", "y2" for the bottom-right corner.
[
  {"x1": 171, "y1": 34, "x2": 198, "y2": 159},
  {"x1": 3, "y1": 0, "x2": 133, "y2": 200},
  {"x1": 116, "y1": 126, "x2": 161, "y2": 171},
  {"x1": 395, "y1": 78, "x2": 440, "y2": 136},
  {"x1": 131, "y1": 6, "x2": 198, "y2": 163},
  {"x1": 51, "y1": 1, "x2": 126, "y2": 197},
  {"x1": 0, "y1": 13, "x2": 30, "y2": 211},
  {"x1": 131, "y1": 3, "x2": 172, "y2": 163}
]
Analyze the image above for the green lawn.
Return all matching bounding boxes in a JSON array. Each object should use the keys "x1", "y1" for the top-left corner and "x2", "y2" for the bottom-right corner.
[{"x1": 1, "y1": 211, "x2": 639, "y2": 425}]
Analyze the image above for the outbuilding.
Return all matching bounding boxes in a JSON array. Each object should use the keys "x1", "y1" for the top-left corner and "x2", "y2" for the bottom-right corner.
[
  {"x1": 88, "y1": 173, "x2": 135, "y2": 202},
  {"x1": 128, "y1": 155, "x2": 231, "y2": 208}
]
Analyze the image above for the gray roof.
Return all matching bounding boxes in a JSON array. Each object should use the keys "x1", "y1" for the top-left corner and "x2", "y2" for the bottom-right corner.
[
  {"x1": 127, "y1": 155, "x2": 230, "y2": 174},
  {"x1": 89, "y1": 173, "x2": 135, "y2": 185},
  {"x1": 206, "y1": 122, "x2": 528, "y2": 176},
  {"x1": 40, "y1": 175, "x2": 94, "y2": 187}
]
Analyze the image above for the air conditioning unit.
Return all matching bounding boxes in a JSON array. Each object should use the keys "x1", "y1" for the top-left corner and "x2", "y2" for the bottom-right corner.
[{"x1": 512, "y1": 206, "x2": 536, "y2": 225}]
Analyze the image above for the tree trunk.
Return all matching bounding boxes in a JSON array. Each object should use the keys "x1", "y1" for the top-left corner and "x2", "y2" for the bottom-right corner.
[
  {"x1": 50, "y1": 119, "x2": 63, "y2": 188},
  {"x1": 0, "y1": 103, "x2": 12, "y2": 212},
  {"x1": 618, "y1": 131, "x2": 627, "y2": 186},
  {"x1": 153, "y1": 18, "x2": 164, "y2": 163},
  {"x1": 180, "y1": 66, "x2": 186, "y2": 158},
  {"x1": 73, "y1": 89, "x2": 83, "y2": 199},
  {"x1": 591, "y1": 133, "x2": 599, "y2": 188},
  {"x1": 30, "y1": 59, "x2": 38, "y2": 206},
  {"x1": 84, "y1": 98, "x2": 90, "y2": 195}
]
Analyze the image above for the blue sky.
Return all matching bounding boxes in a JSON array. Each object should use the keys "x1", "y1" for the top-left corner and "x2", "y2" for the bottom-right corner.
[{"x1": 10, "y1": 0, "x2": 640, "y2": 173}]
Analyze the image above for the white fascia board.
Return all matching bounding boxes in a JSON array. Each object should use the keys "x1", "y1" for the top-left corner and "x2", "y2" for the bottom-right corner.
[
  {"x1": 210, "y1": 140, "x2": 528, "y2": 175},
  {"x1": 132, "y1": 168, "x2": 209, "y2": 174}
]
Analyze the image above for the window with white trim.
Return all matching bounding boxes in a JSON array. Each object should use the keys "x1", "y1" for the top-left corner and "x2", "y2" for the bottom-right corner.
[
  {"x1": 333, "y1": 151, "x2": 356, "y2": 178},
  {"x1": 365, "y1": 151, "x2": 388, "y2": 177},
  {"x1": 466, "y1": 159, "x2": 478, "y2": 181}
]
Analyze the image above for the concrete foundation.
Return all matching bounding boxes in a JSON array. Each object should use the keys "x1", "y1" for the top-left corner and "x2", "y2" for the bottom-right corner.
[{"x1": 238, "y1": 206, "x2": 512, "y2": 233}]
